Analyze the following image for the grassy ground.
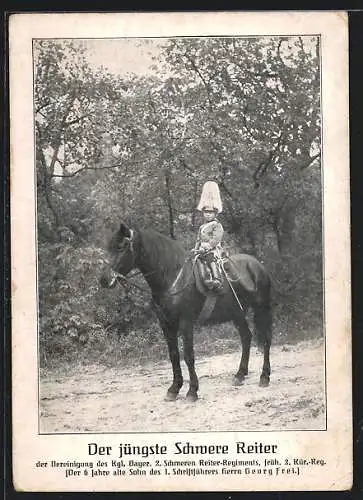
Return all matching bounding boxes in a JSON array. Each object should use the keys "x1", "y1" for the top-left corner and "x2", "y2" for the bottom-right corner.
[{"x1": 40, "y1": 315, "x2": 323, "y2": 378}]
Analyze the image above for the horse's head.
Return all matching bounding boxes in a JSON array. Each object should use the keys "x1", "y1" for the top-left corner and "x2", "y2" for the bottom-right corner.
[{"x1": 99, "y1": 222, "x2": 137, "y2": 289}]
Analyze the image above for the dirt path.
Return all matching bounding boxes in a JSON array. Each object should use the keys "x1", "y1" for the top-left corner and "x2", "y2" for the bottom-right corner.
[{"x1": 40, "y1": 339, "x2": 325, "y2": 433}]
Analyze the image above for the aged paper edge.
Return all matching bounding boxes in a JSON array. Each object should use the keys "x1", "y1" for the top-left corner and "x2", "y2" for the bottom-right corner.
[{"x1": 9, "y1": 11, "x2": 351, "y2": 492}]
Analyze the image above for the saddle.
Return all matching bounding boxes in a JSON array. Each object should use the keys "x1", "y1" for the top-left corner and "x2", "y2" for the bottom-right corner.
[
  {"x1": 193, "y1": 254, "x2": 256, "y2": 296},
  {"x1": 194, "y1": 257, "x2": 225, "y2": 296},
  {"x1": 192, "y1": 259, "x2": 217, "y2": 324},
  {"x1": 192, "y1": 253, "x2": 256, "y2": 324}
]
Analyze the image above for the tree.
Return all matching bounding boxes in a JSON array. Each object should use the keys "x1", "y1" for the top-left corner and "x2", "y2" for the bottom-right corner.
[
  {"x1": 34, "y1": 40, "x2": 131, "y2": 237},
  {"x1": 35, "y1": 36, "x2": 324, "y2": 365},
  {"x1": 159, "y1": 36, "x2": 321, "y2": 255}
]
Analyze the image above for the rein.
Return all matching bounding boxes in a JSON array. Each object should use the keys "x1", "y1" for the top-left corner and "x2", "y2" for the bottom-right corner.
[
  {"x1": 110, "y1": 269, "x2": 156, "y2": 294},
  {"x1": 107, "y1": 230, "x2": 245, "y2": 316},
  {"x1": 109, "y1": 230, "x2": 195, "y2": 297},
  {"x1": 111, "y1": 256, "x2": 195, "y2": 297},
  {"x1": 107, "y1": 236, "x2": 246, "y2": 320},
  {"x1": 167, "y1": 255, "x2": 196, "y2": 296}
]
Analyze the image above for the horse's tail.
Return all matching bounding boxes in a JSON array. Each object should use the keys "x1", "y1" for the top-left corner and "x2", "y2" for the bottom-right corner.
[{"x1": 252, "y1": 270, "x2": 273, "y2": 347}]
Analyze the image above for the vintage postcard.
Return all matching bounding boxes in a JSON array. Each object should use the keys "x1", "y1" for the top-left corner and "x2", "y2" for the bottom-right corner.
[{"x1": 10, "y1": 11, "x2": 351, "y2": 491}]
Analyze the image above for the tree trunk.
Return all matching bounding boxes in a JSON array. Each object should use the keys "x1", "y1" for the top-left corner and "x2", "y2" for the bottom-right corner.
[
  {"x1": 37, "y1": 148, "x2": 61, "y2": 230},
  {"x1": 164, "y1": 169, "x2": 175, "y2": 239},
  {"x1": 191, "y1": 180, "x2": 198, "y2": 230}
]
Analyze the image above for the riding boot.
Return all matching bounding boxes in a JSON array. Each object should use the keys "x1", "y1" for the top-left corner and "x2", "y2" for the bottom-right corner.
[
  {"x1": 209, "y1": 261, "x2": 222, "y2": 289},
  {"x1": 200, "y1": 262, "x2": 214, "y2": 288}
]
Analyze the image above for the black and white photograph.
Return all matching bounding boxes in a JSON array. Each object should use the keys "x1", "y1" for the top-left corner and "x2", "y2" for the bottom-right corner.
[
  {"x1": 35, "y1": 34, "x2": 326, "y2": 434},
  {"x1": 10, "y1": 12, "x2": 351, "y2": 492}
]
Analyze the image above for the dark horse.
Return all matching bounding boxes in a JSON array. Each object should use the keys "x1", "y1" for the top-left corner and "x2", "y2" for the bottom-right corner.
[{"x1": 99, "y1": 222, "x2": 272, "y2": 402}]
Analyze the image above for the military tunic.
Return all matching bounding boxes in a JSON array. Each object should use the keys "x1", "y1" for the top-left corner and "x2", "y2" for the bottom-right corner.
[{"x1": 195, "y1": 219, "x2": 224, "y2": 255}]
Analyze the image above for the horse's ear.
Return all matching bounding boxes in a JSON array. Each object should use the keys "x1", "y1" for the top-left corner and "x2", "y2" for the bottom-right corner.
[{"x1": 119, "y1": 222, "x2": 132, "y2": 238}]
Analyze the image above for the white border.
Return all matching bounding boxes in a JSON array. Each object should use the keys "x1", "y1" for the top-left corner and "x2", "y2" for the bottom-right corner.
[{"x1": 10, "y1": 11, "x2": 351, "y2": 491}]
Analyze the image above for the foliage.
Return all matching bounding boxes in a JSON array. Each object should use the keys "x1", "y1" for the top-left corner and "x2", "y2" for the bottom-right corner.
[{"x1": 34, "y1": 37, "x2": 323, "y2": 367}]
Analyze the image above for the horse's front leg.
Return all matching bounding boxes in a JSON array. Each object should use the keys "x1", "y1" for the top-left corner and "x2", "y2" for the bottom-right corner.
[
  {"x1": 164, "y1": 332, "x2": 183, "y2": 401},
  {"x1": 181, "y1": 320, "x2": 199, "y2": 402}
]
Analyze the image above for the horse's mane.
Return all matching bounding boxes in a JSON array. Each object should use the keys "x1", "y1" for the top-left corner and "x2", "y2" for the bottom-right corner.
[{"x1": 138, "y1": 229, "x2": 187, "y2": 289}]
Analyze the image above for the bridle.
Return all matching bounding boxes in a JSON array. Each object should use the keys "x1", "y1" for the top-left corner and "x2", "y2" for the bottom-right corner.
[
  {"x1": 116, "y1": 229, "x2": 136, "y2": 268},
  {"x1": 108, "y1": 229, "x2": 153, "y2": 292}
]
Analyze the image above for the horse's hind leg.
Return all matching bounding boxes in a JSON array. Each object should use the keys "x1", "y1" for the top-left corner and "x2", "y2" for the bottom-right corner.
[
  {"x1": 232, "y1": 316, "x2": 252, "y2": 386},
  {"x1": 254, "y1": 303, "x2": 272, "y2": 387},
  {"x1": 260, "y1": 341, "x2": 271, "y2": 387},
  {"x1": 181, "y1": 320, "x2": 199, "y2": 402}
]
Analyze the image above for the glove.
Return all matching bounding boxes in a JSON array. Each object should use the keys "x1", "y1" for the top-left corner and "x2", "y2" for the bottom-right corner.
[{"x1": 199, "y1": 243, "x2": 211, "y2": 252}]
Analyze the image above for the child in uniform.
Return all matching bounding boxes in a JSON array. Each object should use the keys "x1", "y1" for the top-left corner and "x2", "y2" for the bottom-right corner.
[{"x1": 194, "y1": 181, "x2": 224, "y2": 290}]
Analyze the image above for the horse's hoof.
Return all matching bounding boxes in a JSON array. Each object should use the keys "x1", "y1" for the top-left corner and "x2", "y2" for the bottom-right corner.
[
  {"x1": 259, "y1": 377, "x2": 270, "y2": 387},
  {"x1": 232, "y1": 376, "x2": 244, "y2": 386},
  {"x1": 164, "y1": 392, "x2": 177, "y2": 402},
  {"x1": 186, "y1": 392, "x2": 198, "y2": 402}
]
